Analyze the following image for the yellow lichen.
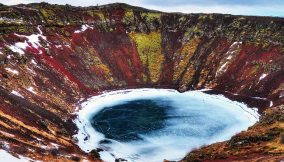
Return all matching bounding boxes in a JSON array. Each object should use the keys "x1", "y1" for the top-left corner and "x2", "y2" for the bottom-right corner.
[
  {"x1": 129, "y1": 32, "x2": 164, "y2": 83},
  {"x1": 39, "y1": 8, "x2": 56, "y2": 24},
  {"x1": 92, "y1": 56, "x2": 114, "y2": 82},
  {"x1": 123, "y1": 9, "x2": 134, "y2": 23},
  {"x1": 173, "y1": 37, "x2": 200, "y2": 81},
  {"x1": 94, "y1": 11, "x2": 105, "y2": 20},
  {"x1": 141, "y1": 13, "x2": 161, "y2": 23},
  {"x1": 142, "y1": 73, "x2": 147, "y2": 82},
  {"x1": 180, "y1": 64, "x2": 195, "y2": 86}
]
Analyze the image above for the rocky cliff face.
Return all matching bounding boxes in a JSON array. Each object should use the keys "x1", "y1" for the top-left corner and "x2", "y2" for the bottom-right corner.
[{"x1": 0, "y1": 2, "x2": 283, "y2": 161}]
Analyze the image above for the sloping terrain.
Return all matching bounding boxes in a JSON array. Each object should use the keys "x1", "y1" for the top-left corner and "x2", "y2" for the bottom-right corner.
[{"x1": 0, "y1": 2, "x2": 283, "y2": 161}]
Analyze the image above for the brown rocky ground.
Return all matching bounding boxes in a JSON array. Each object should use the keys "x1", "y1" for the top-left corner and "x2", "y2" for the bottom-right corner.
[{"x1": 0, "y1": 2, "x2": 283, "y2": 161}]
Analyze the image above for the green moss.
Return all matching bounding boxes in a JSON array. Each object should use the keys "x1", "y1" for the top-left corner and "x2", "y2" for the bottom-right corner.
[
  {"x1": 179, "y1": 16, "x2": 186, "y2": 22},
  {"x1": 39, "y1": 8, "x2": 51, "y2": 18},
  {"x1": 198, "y1": 14, "x2": 213, "y2": 21},
  {"x1": 185, "y1": 26, "x2": 203, "y2": 37},
  {"x1": 39, "y1": 8, "x2": 64, "y2": 26},
  {"x1": 93, "y1": 11, "x2": 105, "y2": 20},
  {"x1": 144, "y1": 13, "x2": 160, "y2": 21},
  {"x1": 129, "y1": 32, "x2": 164, "y2": 83},
  {"x1": 141, "y1": 12, "x2": 161, "y2": 26},
  {"x1": 0, "y1": 20, "x2": 5, "y2": 25},
  {"x1": 91, "y1": 56, "x2": 114, "y2": 82},
  {"x1": 142, "y1": 73, "x2": 147, "y2": 82},
  {"x1": 18, "y1": 26, "x2": 28, "y2": 33},
  {"x1": 123, "y1": 9, "x2": 134, "y2": 23},
  {"x1": 86, "y1": 10, "x2": 95, "y2": 17},
  {"x1": 39, "y1": 8, "x2": 55, "y2": 23}
]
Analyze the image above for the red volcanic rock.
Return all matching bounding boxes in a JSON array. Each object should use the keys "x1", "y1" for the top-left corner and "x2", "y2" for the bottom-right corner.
[{"x1": 0, "y1": 2, "x2": 283, "y2": 161}]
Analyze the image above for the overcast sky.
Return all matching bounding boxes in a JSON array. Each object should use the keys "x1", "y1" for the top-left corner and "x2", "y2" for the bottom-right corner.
[{"x1": 1, "y1": 0, "x2": 284, "y2": 17}]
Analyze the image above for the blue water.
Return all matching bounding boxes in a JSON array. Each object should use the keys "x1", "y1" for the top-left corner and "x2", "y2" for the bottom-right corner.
[
  {"x1": 91, "y1": 98, "x2": 228, "y2": 143},
  {"x1": 92, "y1": 99, "x2": 168, "y2": 142}
]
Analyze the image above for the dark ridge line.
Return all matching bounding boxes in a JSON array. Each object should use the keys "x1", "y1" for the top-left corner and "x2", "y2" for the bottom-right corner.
[{"x1": 1, "y1": 2, "x2": 284, "y2": 19}]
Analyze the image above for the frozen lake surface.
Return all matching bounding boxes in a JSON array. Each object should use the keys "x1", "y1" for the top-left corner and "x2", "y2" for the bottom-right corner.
[{"x1": 74, "y1": 89, "x2": 259, "y2": 162}]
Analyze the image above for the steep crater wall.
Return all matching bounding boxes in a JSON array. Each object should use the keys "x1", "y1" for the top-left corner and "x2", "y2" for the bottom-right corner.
[{"x1": 0, "y1": 3, "x2": 283, "y2": 161}]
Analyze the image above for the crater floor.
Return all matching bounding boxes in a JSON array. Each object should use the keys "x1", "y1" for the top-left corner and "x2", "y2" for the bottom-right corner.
[
  {"x1": 0, "y1": 2, "x2": 283, "y2": 161},
  {"x1": 75, "y1": 89, "x2": 259, "y2": 161}
]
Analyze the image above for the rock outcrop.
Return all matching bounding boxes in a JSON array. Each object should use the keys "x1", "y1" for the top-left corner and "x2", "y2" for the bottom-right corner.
[{"x1": 0, "y1": 2, "x2": 283, "y2": 161}]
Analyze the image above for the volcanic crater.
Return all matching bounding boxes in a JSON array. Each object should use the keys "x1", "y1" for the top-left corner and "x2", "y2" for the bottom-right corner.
[{"x1": 0, "y1": 2, "x2": 283, "y2": 162}]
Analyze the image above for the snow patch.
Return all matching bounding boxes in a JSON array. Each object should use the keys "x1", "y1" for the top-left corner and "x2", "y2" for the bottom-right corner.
[
  {"x1": 216, "y1": 62, "x2": 229, "y2": 75},
  {"x1": 259, "y1": 74, "x2": 267, "y2": 81},
  {"x1": 5, "y1": 68, "x2": 19, "y2": 75},
  {"x1": 7, "y1": 55, "x2": 12, "y2": 59},
  {"x1": 37, "y1": 25, "x2": 43, "y2": 35},
  {"x1": 0, "y1": 149, "x2": 32, "y2": 162},
  {"x1": 27, "y1": 87, "x2": 36, "y2": 94},
  {"x1": 74, "y1": 24, "x2": 93, "y2": 33},
  {"x1": 8, "y1": 28, "x2": 47, "y2": 55},
  {"x1": 280, "y1": 92, "x2": 284, "y2": 98},
  {"x1": 8, "y1": 44, "x2": 25, "y2": 55},
  {"x1": 55, "y1": 45, "x2": 62, "y2": 48},
  {"x1": 251, "y1": 96, "x2": 267, "y2": 100},
  {"x1": 216, "y1": 42, "x2": 242, "y2": 77},
  {"x1": 11, "y1": 90, "x2": 24, "y2": 98},
  {"x1": 50, "y1": 143, "x2": 60, "y2": 149},
  {"x1": 31, "y1": 59, "x2": 37, "y2": 65}
]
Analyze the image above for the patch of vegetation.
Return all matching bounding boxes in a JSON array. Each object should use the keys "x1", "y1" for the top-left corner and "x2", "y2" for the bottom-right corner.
[
  {"x1": 141, "y1": 12, "x2": 161, "y2": 24},
  {"x1": 122, "y1": 9, "x2": 134, "y2": 24},
  {"x1": 129, "y1": 32, "x2": 164, "y2": 82},
  {"x1": 173, "y1": 37, "x2": 200, "y2": 81},
  {"x1": 198, "y1": 14, "x2": 213, "y2": 21},
  {"x1": 123, "y1": 10, "x2": 161, "y2": 32},
  {"x1": 251, "y1": 61, "x2": 281, "y2": 73},
  {"x1": 39, "y1": 8, "x2": 64, "y2": 26},
  {"x1": 37, "y1": 119, "x2": 49, "y2": 128},
  {"x1": 229, "y1": 128, "x2": 283, "y2": 147},
  {"x1": 91, "y1": 56, "x2": 113, "y2": 82},
  {"x1": 56, "y1": 128, "x2": 69, "y2": 137},
  {"x1": 229, "y1": 17, "x2": 246, "y2": 29}
]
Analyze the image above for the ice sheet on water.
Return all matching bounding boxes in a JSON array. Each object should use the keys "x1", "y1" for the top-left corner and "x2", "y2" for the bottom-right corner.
[{"x1": 74, "y1": 88, "x2": 259, "y2": 162}]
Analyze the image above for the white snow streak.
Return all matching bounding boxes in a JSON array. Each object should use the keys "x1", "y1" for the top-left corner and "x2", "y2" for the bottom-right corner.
[
  {"x1": 8, "y1": 26, "x2": 47, "y2": 55},
  {"x1": 74, "y1": 24, "x2": 93, "y2": 33},
  {"x1": 5, "y1": 68, "x2": 19, "y2": 75},
  {"x1": 27, "y1": 87, "x2": 36, "y2": 94},
  {"x1": 11, "y1": 90, "x2": 24, "y2": 98},
  {"x1": 270, "y1": 101, "x2": 273, "y2": 107},
  {"x1": 216, "y1": 42, "x2": 242, "y2": 76},
  {"x1": 259, "y1": 74, "x2": 268, "y2": 81}
]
